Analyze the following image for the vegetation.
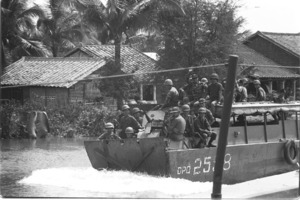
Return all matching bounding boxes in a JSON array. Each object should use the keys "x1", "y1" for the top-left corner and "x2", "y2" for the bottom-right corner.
[
  {"x1": 0, "y1": 0, "x2": 249, "y2": 137},
  {"x1": 157, "y1": 0, "x2": 246, "y2": 69},
  {"x1": 1, "y1": 0, "x2": 51, "y2": 69},
  {"x1": 0, "y1": 100, "x2": 119, "y2": 139}
]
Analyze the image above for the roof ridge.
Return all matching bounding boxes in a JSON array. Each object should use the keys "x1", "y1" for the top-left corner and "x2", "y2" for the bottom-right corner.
[
  {"x1": 261, "y1": 31, "x2": 300, "y2": 36},
  {"x1": 24, "y1": 57, "x2": 105, "y2": 61}
]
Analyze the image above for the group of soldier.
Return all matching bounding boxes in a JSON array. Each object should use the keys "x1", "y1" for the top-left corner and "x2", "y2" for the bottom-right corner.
[{"x1": 98, "y1": 72, "x2": 268, "y2": 150}]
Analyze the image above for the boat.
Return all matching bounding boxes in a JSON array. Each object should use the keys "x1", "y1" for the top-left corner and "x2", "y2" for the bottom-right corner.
[{"x1": 84, "y1": 101, "x2": 300, "y2": 184}]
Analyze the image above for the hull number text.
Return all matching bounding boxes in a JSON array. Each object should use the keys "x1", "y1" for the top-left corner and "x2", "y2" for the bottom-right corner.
[{"x1": 177, "y1": 153, "x2": 231, "y2": 175}]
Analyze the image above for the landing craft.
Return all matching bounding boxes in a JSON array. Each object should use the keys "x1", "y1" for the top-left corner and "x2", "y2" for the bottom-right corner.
[{"x1": 84, "y1": 101, "x2": 300, "y2": 184}]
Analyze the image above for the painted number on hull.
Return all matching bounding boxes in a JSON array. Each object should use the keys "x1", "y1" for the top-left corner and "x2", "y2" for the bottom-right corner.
[{"x1": 177, "y1": 153, "x2": 231, "y2": 175}]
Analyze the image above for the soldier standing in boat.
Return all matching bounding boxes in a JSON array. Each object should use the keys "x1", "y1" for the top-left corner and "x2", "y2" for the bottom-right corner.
[
  {"x1": 194, "y1": 107, "x2": 217, "y2": 147},
  {"x1": 206, "y1": 73, "x2": 223, "y2": 114},
  {"x1": 235, "y1": 78, "x2": 248, "y2": 102},
  {"x1": 160, "y1": 79, "x2": 179, "y2": 109},
  {"x1": 253, "y1": 80, "x2": 266, "y2": 101},
  {"x1": 132, "y1": 107, "x2": 143, "y2": 126},
  {"x1": 119, "y1": 105, "x2": 142, "y2": 139},
  {"x1": 165, "y1": 106, "x2": 186, "y2": 149},
  {"x1": 190, "y1": 73, "x2": 207, "y2": 103},
  {"x1": 98, "y1": 123, "x2": 121, "y2": 140}
]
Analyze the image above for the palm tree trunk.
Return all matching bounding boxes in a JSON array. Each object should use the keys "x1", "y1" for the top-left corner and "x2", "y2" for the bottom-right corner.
[{"x1": 114, "y1": 33, "x2": 121, "y2": 70}]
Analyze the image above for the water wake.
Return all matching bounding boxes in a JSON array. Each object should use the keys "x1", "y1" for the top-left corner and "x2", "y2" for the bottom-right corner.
[
  {"x1": 19, "y1": 167, "x2": 212, "y2": 198},
  {"x1": 18, "y1": 167, "x2": 299, "y2": 198}
]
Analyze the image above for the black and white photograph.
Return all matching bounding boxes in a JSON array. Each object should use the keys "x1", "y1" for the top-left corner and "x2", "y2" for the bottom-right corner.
[{"x1": 1, "y1": 0, "x2": 300, "y2": 198}]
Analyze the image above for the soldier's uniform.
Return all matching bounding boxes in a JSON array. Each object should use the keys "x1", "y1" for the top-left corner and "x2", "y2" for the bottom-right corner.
[
  {"x1": 119, "y1": 105, "x2": 142, "y2": 139},
  {"x1": 194, "y1": 108, "x2": 217, "y2": 147},
  {"x1": 161, "y1": 79, "x2": 179, "y2": 109},
  {"x1": 254, "y1": 80, "x2": 266, "y2": 101}
]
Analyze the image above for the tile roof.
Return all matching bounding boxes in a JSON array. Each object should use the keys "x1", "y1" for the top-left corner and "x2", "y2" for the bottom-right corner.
[
  {"x1": 233, "y1": 42, "x2": 279, "y2": 65},
  {"x1": 64, "y1": 45, "x2": 158, "y2": 75},
  {"x1": 245, "y1": 31, "x2": 300, "y2": 57},
  {"x1": 233, "y1": 42, "x2": 300, "y2": 78},
  {"x1": 1, "y1": 57, "x2": 107, "y2": 88}
]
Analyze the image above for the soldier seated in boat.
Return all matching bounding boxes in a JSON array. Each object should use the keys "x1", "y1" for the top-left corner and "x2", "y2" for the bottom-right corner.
[
  {"x1": 253, "y1": 80, "x2": 266, "y2": 101},
  {"x1": 194, "y1": 107, "x2": 217, "y2": 147},
  {"x1": 198, "y1": 98, "x2": 215, "y2": 125},
  {"x1": 160, "y1": 79, "x2": 179, "y2": 110},
  {"x1": 125, "y1": 127, "x2": 137, "y2": 138},
  {"x1": 98, "y1": 123, "x2": 121, "y2": 140},
  {"x1": 165, "y1": 106, "x2": 186, "y2": 149},
  {"x1": 181, "y1": 104, "x2": 198, "y2": 148},
  {"x1": 119, "y1": 105, "x2": 142, "y2": 139}
]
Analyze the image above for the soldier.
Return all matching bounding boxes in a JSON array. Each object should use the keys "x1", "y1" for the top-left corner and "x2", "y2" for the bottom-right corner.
[
  {"x1": 191, "y1": 101, "x2": 200, "y2": 118},
  {"x1": 200, "y1": 77, "x2": 208, "y2": 98},
  {"x1": 194, "y1": 107, "x2": 217, "y2": 147},
  {"x1": 98, "y1": 123, "x2": 121, "y2": 140},
  {"x1": 132, "y1": 107, "x2": 143, "y2": 126},
  {"x1": 206, "y1": 73, "x2": 223, "y2": 114},
  {"x1": 166, "y1": 106, "x2": 186, "y2": 149},
  {"x1": 125, "y1": 127, "x2": 136, "y2": 138},
  {"x1": 181, "y1": 104, "x2": 198, "y2": 148},
  {"x1": 235, "y1": 79, "x2": 248, "y2": 102},
  {"x1": 119, "y1": 105, "x2": 142, "y2": 139},
  {"x1": 190, "y1": 74, "x2": 207, "y2": 102},
  {"x1": 253, "y1": 80, "x2": 266, "y2": 101},
  {"x1": 161, "y1": 79, "x2": 179, "y2": 109},
  {"x1": 198, "y1": 98, "x2": 215, "y2": 125}
]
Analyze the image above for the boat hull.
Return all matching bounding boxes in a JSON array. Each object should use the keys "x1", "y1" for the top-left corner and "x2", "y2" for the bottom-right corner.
[{"x1": 84, "y1": 138, "x2": 299, "y2": 184}]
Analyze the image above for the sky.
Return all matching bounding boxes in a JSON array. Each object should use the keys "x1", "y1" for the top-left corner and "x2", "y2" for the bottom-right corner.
[{"x1": 237, "y1": 0, "x2": 300, "y2": 33}]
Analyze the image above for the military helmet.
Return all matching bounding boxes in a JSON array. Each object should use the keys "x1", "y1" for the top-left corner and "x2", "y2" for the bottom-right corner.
[
  {"x1": 242, "y1": 78, "x2": 248, "y2": 83},
  {"x1": 199, "y1": 107, "x2": 207, "y2": 113},
  {"x1": 122, "y1": 104, "x2": 130, "y2": 111},
  {"x1": 201, "y1": 78, "x2": 208, "y2": 83},
  {"x1": 182, "y1": 104, "x2": 190, "y2": 112},
  {"x1": 193, "y1": 101, "x2": 200, "y2": 107},
  {"x1": 132, "y1": 107, "x2": 140, "y2": 114},
  {"x1": 210, "y1": 73, "x2": 219, "y2": 80},
  {"x1": 105, "y1": 122, "x2": 114, "y2": 129},
  {"x1": 253, "y1": 80, "x2": 261, "y2": 85},
  {"x1": 164, "y1": 79, "x2": 173, "y2": 86},
  {"x1": 170, "y1": 106, "x2": 180, "y2": 113},
  {"x1": 125, "y1": 127, "x2": 134, "y2": 134},
  {"x1": 199, "y1": 98, "x2": 206, "y2": 103},
  {"x1": 191, "y1": 73, "x2": 198, "y2": 79}
]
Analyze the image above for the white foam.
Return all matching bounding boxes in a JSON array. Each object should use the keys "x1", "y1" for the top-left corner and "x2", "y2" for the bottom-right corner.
[{"x1": 19, "y1": 167, "x2": 299, "y2": 198}]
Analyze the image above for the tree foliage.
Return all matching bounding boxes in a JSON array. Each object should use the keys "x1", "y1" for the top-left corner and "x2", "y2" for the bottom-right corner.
[
  {"x1": 36, "y1": 0, "x2": 100, "y2": 57},
  {"x1": 158, "y1": 0, "x2": 245, "y2": 69},
  {"x1": 75, "y1": 0, "x2": 184, "y2": 69},
  {"x1": 1, "y1": 0, "x2": 51, "y2": 68}
]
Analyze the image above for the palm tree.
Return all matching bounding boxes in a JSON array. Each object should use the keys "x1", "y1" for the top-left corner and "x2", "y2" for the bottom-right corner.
[
  {"x1": 37, "y1": 0, "x2": 100, "y2": 57},
  {"x1": 75, "y1": 0, "x2": 184, "y2": 69},
  {"x1": 1, "y1": 0, "x2": 51, "y2": 69}
]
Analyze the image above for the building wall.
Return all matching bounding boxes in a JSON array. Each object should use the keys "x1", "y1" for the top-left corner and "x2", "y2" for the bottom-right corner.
[
  {"x1": 30, "y1": 87, "x2": 69, "y2": 106},
  {"x1": 245, "y1": 37, "x2": 300, "y2": 67}
]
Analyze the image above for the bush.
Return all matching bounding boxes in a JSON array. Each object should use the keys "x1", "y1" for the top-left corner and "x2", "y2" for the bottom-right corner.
[{"x1": 0, "y1": 100, "x2": 119, "y2": 138}]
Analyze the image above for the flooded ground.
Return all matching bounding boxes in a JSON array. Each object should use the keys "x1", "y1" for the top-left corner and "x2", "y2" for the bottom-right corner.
[{"x1": 0, "y1": 137, "x2": 299, "y2": 198}]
